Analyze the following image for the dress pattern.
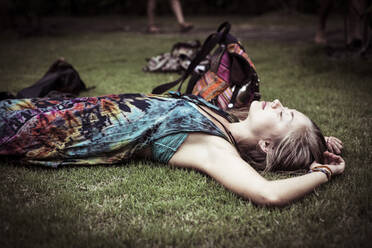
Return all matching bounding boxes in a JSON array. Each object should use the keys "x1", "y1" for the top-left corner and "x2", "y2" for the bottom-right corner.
[{"x1": 0, "y1": 93, "x2": 228, "y2": 167}]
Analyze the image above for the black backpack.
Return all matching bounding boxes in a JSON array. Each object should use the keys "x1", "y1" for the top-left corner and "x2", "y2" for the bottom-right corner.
[
  {"x1": 0, "y1": 58, "x2": 88, "y2": 100},
  {"x1": 17, "y1": 58, "x2": 87, "y2": 98},
  {"x1": 152, "y1": 22, "x2": 261, "y2": 110}
]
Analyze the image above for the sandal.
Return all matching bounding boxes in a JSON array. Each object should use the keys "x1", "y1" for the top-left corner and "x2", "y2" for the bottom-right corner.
[
  {"x1": 147, "y1": 25, "x2": 160, "y2": 34},
  {"x1": 180, "y1": 23, "x2": 193, "y2": 33}
]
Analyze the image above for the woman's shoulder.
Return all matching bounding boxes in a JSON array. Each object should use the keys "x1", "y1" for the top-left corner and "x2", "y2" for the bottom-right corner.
[
  {"x1": 178, "y1": 132, "x2": 238, "y2": 156},
  {"x1": 169, "y1": 132, "x2": 240, "y2": 170}
]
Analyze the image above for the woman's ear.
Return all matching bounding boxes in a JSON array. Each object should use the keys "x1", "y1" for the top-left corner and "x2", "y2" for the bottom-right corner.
[{"x1": 258, "y1": 139, "x2": 272, "y2": 154}]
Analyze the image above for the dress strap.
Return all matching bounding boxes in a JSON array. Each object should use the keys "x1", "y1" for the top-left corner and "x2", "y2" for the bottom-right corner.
[
  {"x1": 196, "y1": 104, "x2": 240, "y2": 153},
  {"x1": 166, "y1": 91, "x2": 240, "y2": 152}
]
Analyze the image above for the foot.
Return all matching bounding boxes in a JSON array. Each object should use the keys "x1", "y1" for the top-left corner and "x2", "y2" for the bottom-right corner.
[
  {"x1": 147, "y1": 25, "x2": 160, "y2": 34},
  {"x1": 180, "y1": 23, "x2": 193, "y2": 33},
  {"x1": 314, "y1": 31, "x2": 327, "y2": 45}
]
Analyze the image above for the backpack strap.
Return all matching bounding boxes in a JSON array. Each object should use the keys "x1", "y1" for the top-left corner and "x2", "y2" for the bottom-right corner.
[
  {"x1": 152, "y1": 22, "x2": 231, "y2": 94},
  {"x1": 181, "y1": 22, "x2": 230, "y2": 89}
]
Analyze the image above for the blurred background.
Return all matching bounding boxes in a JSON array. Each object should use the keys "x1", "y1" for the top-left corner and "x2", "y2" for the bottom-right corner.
[
  {"x1": 0, "y1": 0, "x2": 350, "y2": 17},
  {"x1": 0, "y1": 0, "x2": 362, "y2": 32},
  {"x1": 1, "y1": 0, "x2": 370, "y2": 51},
  {"x1": 0, "y1": 0, "x2": 326, "y2": 19}
]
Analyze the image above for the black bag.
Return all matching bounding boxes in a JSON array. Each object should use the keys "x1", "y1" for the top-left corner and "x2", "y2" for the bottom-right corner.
[
  {"x1": 16, "y1": 58, "x2": 87, "y2": 98},
  {"x1": 0, "y1": 58, "x2": 89, "y2": 101},
  {"x1": 152, "y1": 22, "x2": 261, "y2": 110}
]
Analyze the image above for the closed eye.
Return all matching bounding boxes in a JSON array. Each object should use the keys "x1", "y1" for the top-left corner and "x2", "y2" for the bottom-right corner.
[{"x1": 280, "y1": 110, "x2": 294, "y2": 121}]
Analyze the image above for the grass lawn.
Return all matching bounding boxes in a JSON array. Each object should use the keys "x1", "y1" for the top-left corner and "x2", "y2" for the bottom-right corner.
[{"x1": 0, "y1": 14, "x2": 371, "y2": 247}]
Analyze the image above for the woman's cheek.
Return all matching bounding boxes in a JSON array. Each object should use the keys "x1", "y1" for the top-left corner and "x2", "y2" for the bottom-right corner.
[{"x1": 254, "y1": 121, "x2": 274, "y2": 137}]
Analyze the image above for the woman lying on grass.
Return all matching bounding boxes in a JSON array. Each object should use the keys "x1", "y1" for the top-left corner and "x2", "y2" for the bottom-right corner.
[{"x1": 0, "y1": 93, "x2": 344, "y2": 206}]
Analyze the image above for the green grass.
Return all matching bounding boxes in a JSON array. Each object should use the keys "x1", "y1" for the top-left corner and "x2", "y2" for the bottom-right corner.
[{"x1": 0, "y1": 14, "x2": 371, "y2": 247}]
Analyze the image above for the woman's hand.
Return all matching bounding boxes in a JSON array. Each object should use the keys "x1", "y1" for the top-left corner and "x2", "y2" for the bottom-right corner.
[
  {"x1": 311, "y1": 151, "x2": 346, "y2": 176},
  {"x1": 325, "y1": 136, "x2": 343, "y2": 154}
]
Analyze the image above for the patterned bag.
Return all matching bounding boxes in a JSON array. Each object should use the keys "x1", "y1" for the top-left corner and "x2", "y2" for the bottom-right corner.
[
  {"x1": 152, "y1": 22, "x2": 260, "y2": 110},
  {"x1": 143, "y1": 40, "x2": 204, "y2": 73}
]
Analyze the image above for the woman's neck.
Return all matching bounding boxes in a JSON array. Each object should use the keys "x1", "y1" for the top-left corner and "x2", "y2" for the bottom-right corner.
[
  {"x1": 229, "y1": 120, "x2": 258, "y2": 149},
  {"x1": 194, "y1": 104, "x2": 257, "y2": 148}
]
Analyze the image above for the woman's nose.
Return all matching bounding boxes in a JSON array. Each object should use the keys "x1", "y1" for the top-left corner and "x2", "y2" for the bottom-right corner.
[{"x1": 271, "y1": 99, "x2": 283, "y2": 109}]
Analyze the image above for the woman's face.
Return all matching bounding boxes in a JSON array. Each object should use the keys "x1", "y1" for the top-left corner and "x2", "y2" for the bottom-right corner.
[{"x1": 246, "y1": 99, "x2": 311, "y2": 140}]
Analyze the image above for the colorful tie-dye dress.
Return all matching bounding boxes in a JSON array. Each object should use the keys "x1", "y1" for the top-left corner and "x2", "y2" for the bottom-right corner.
[{"x1": 0, "y1": 93, "x2": 231, "y2": 167}]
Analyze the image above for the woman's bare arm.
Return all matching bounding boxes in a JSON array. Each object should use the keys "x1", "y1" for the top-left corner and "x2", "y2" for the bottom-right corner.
[{"x1": 169, "y1": 134, "x2": 345, "y2": 206}]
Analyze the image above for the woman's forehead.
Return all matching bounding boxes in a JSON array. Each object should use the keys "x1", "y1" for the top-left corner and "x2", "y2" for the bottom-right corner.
[{"x1": 292, "y1": 110, "x2": 311, "y2": 127}]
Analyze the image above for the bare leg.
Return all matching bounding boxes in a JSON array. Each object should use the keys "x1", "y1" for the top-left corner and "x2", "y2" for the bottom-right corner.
[
  {"x1": 315, "y1": 0, "x2": 334, "y2": 44},
  {"x1": 169, "y1": 0, "x2": 193, "y2": 32},
  {"x1": 147, "y1": 0, "x2": 160, "y2": 33},
  {"x1": 346, "y1": 0, "x2": 366, "y2": 45},
  {"x1": 169, "y1": 0, "x2": 184, "y2": 24}
]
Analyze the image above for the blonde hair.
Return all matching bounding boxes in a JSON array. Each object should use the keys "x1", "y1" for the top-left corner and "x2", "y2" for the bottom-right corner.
[{"x1": 228, "y1": 107, "x2": 327, "y2": 172}]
